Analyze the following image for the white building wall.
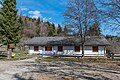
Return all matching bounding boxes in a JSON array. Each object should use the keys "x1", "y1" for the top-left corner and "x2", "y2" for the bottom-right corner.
[
  {"x1": 98, "y1": 46, "x2": 105, "y2": 56},
  {"x1": 29, "y1": 46, "x2": 42, "y2": 54},
  {"x1": 84, "y1": 46, "x2": 105, "y2": 56},
  {"x1": 29, "y1": 46, "x2": 105, "y2": 56},
  {"x1": 63, "y1": 46, "x2": 74, "y2": 55}
]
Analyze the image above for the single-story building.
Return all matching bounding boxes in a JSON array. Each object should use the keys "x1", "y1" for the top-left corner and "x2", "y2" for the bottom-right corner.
[{"x1": 25, "y1": 36, "x2": 110, "y2": 56}]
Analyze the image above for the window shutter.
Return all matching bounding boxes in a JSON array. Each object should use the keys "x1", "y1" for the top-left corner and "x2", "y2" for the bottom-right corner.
[
  {"x1": 34, "y1": 46, "x2": 39, "y2": 51},
  {"x1": 75, "y1": 46, "x2": 80, "y2": 52},
  {"x1": 58, "y1": 46, "x2": 63, "y2": 52},
  {"x1": 92, "y1": 46, "x2": 98, "y2": 52},
  {"x1": 45, "y1": 46, "x2": 52, "y2": 51}
]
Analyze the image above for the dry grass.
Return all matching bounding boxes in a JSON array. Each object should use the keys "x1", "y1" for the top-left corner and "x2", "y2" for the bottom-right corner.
[
  {"x1": 37, "y1": 57, "x2": 120, "y2": 63},
  {"x1": 37, "y1": 57, "x2": 120, "y2": 70},
  {"x1": 33, "y1": 74, "x2": 76, "y2": 80}
]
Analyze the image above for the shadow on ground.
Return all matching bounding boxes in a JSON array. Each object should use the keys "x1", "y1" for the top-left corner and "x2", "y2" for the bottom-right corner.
[
  {"x1": 14, "y1": 61, "x2": 119, "y2": 80},
  {"x1": 14, "y1": 73, "x2": 33, "y2": 80}
]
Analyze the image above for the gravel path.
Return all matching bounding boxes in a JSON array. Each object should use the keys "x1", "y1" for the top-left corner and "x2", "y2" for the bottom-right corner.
[
  {"x1": 37, "y1": 61, "x2": 120, "y2": 80},
  {"x1": 0, "y1": 57, "x2": 38, "y2": 80},
  {"x1": 0, "y1": 58, "x2": 120, "y2": 80}
]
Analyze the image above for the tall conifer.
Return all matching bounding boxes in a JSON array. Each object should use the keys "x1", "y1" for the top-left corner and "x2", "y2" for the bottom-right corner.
[
  {"x1": 0, "y1": 0, "x2": 23, "y2": 58},
  {"x1": 57, "y1": 24, "x2": 62, "y2": 35}
]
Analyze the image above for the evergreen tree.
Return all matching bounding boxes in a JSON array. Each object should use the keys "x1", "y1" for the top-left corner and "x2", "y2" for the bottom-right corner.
[
  {"x1": 19, "y1": 17, "x2": 23, "y2": 24},
  {"x1": 19, "y1": 15, "x2": 23, "y2": 25},
  {"x1": 0, "y1": 0, "x2": 23, "y2": 58},
  {"x1": 36, "y1": 17, "x2": 40, "y2": 25},
  {"x1": 88, "y1": 22, "x2": 101, "y2": 36},
  {"x1": 24, "y1": 17, "x2": 27, "y2": 26},
  {"x1": 51, "y1": 23, "x2": 55, "y2": 34},
  {"x1": 46, "y1": 21, "x2": 51, "y2": 26},
  {"x1": 48, "y1": 23, "x2": 55, "y2": 36},
  {"x1": 63, "y1": 26, "x2": 69, "y2": 36},
  {"x1": 57, "y1": 24, "x2": 62, "y2": 35},
  {"x1": 48, "y1": 27, "x2": 54, "y2": 36}
]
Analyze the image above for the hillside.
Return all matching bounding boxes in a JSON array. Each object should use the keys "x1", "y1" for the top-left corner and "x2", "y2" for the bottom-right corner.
[{"x1": 20, "y1": 16, "x2": 67, "y2": 39}]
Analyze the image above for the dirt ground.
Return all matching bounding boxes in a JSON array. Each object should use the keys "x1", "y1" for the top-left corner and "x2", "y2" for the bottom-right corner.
[{"x1": 0, "y1": 57, "x2": 120, "y2": 80}]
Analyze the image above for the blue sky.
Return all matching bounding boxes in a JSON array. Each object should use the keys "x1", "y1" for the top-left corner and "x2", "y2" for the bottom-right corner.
[
  {"x1": 0, "y1": 0, "x2": 118, "y2": 36},
  {"x1": 16, "y1": 0, "x2": 68, "y2": 26},
  {"x1": 16, "y1": 0, "x2": 117, "y2": 36}
]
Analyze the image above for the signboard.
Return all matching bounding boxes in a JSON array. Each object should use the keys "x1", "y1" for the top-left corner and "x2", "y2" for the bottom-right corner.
[{"x1": 8, "y1": 44, "x2": 15, "y2": 49}]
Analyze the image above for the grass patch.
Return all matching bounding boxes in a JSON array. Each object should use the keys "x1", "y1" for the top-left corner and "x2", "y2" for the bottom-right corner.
[
  {"x1": 37, "y1": 57, "x2": 79, "y2": 62},
  {"x1": 0, "y1": 54, "x2": 38, "y2": 61},
  {"x1": 37, "y1": 57, "x2": 120, "y2": 63},
  {"x1": 13, "y1": 51, "x2": 27, "y2": 57},
  {"x1": 0, "y1": 51, "x2": 38, "y2": 61}
]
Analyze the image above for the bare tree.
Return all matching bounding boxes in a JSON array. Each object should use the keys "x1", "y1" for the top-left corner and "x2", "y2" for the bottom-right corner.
[
  {"x1": 99, "y1": 0, "x2": 120, "y2": 35},
  {"x1": 40, "y1": 22, "x2": 50, "y2": 36},
  {"x1": 64, "y1": 0, "x2": 99, "y2": 57}
]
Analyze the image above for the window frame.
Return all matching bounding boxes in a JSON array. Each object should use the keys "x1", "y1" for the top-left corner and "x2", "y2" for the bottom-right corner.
[
  {"x1": 92, "y1": 46, "x2": 98, "y2": 52},
  {"x1": 74, "y1": 46, "x2": 80, "y2": 52},
  {"x1": 34, "y1": 46, "x2": 39, "y2": 51},
  {"x1": 45, "y1": 46, "x2": 52, "y2": 51},
  {"x1": 58, "y1": 46, "x2": 63, "y2": 52}
]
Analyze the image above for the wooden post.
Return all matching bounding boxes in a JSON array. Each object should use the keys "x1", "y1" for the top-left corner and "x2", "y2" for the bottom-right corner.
[
  {"x1": 7, "y1": 44, "x2": 15, "y2": 59},
  {"x1": 7, "y1": 45, "x2": 11, "y2": 59}
]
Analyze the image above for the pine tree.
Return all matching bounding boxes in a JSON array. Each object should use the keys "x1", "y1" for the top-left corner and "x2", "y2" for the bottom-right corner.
[
  {"x1": 19, "y1": 16, "x2": 23, "y2": 24},
  {"x1": 46, "y1": 21, "x2": 51, "y2": 26},
  {"x1": 24, "y1": 17, "x2": 27, "y2": 27},
  {"x1": 51, "y1": 23, "x2": 55, "y2": 34},
  {"x1": 48, "y1": 23, "x2": 55, "y2": 36},
  {"x1": 19, "y1": 11, "x2": 23, "y2": 25},
  {"x1": 0, "y1": 0, "x2": 23, "y2": 58},
  {"x1": 48, "y1": 27, "x2": 54, "y2": 36},
  {"x1": 57, "y1": 24, "x2": 62, "y2": 35},
  {"x1": 63, "y1": 26, "x2": 69, "y2": 36},
  {"x1": 88, "y1": 22, "x2": 101, "y2": 36},
  {"x1": 36, "y1": 17, "x2": 40, "y2": 25}
]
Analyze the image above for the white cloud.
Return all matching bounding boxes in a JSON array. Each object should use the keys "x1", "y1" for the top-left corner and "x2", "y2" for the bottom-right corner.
[
  {"x1": 43, "y1": 17, "x2": 52, "y2": 22},
  {"x1": 54, "y1": 23, "x2": 59, "y2": 27},
  {"x1": 43, "y1": 17, "x2": 47, "y2": 22},
  {"x1": 28, "y1": 10, "x2": 52, "y2": 21},
  {"x1": 28, "y1": 10, "x2": 42, "y2": 19},
  {"x1": 21, "y1": 7, "x2": 28, "y2": 11},
  {"x1": 49, "y1": 17, "x2": 52, "y2": 20}
]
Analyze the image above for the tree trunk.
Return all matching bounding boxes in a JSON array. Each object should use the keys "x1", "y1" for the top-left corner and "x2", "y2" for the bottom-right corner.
[
  {"x1": 7, "y1": 45, "x2": 11, "y2": 59},
  {"x1": 81, "y1": 42, "x2": 84, "y2": 58},
  {"x1": 11, "y1": 48, "x2": 14, "y2": 52},
  {"x1": 81, "y1": 34, "x2": 85, "y2": 58},
  {"x1": 7, "y1": 49, "x2": 11, "y2": 59}
]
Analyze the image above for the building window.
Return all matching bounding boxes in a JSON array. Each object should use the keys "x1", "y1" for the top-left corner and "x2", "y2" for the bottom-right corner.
[
  {"x1": 75, "y1": 46, "x2": 80, "y2": 52},
  {"x1": 58, "y1": 46, "x2": 63, "y2": 52},
  {"x1": 45, "y1": 46, "x2": 52, "y2": 51},
  {"x1": 92, "y1": 46, "x2": 98, "y2": 52},
  {"x1": 34, "y1": 46, "x2": 39, "y2": 51}
]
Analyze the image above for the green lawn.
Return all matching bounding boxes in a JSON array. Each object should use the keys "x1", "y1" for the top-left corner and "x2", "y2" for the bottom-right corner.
[{"x1": 0, "y1": 51, "x2": 38, "y2": 61}]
